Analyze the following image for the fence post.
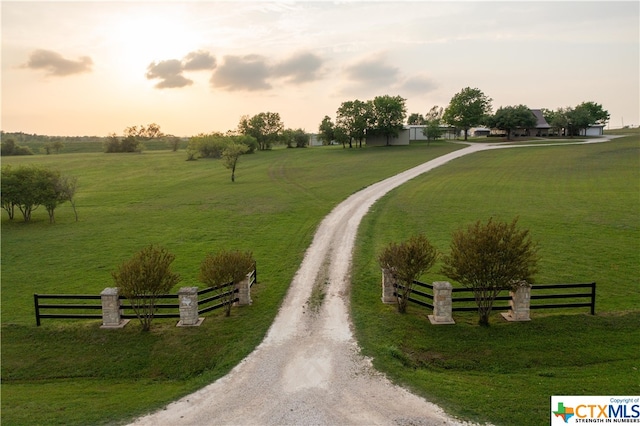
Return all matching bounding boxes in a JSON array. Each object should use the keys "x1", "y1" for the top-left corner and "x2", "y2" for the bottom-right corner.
[
  {"x1": 100, "y1": 288, "x2": 129, "y2": 329},
  {"x1": 177, "y1": 286, "x2": 203, "y2": 327},
  {"x1": 428, "y1": 281, "x2": 455, "y2": 325},
  {"x1": 34, "y1": 294, "x2": 41, "y2": 326},
  {"x1": 502, "y1": 281, "x2": 531, "y2": 322},
  {"x1": 381, "y1": 268, "x2": 397, "y2": 304},
  {"x1": 234, "y1": 273, "x2": 252, "y2": 306}
]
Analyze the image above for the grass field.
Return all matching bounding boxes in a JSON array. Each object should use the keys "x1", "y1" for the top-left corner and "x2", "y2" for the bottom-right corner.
[
  {"x1": 351, "y1": 133, "x2": 640, "y2": 425},
  {"x1": 1, "y1": 133, "x2": 638, "y2": 425},
  {"x1": 1, "y1": 141, "x2": 463, "y2": 425}
]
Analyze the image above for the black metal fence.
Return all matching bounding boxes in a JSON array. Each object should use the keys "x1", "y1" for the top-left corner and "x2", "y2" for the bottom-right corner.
[
  {"x1": 34, "y1": 267, "x2": 258, "y2": 326},
  {"x1": 394, "y1": 281, "x2": 596, "y2": 315}
]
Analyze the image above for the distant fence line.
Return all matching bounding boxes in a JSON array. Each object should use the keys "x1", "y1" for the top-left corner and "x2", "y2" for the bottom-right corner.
[
  {"x1": 34, "y1": 267, "x2": 257, "y2": 327},
  {"x1": 381, "y1": 269, "x2": 595, "y2": 324}
]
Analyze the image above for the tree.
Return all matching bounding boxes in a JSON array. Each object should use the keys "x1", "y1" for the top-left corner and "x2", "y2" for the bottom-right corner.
[
  {"x1": 199, "y1": 249, "x2": 255, "y2": 316},
  {"x1": 287, "y1": 128, "x2": 309, "y2": 148},
  {"x1": 1, "y1": 165, "x2": 59, "y2": 222},
  {"x1": 165, "y1": 135, "x2": 182, "y2": 152},
  {"x1": 407, "y1": 113, "x2": 426, "y2": 125},
  {"x1": 443, "y1": 87, "x2": 493, "y2": 141},
  {"x1": 57, "y1": 175, "x2": 79, "y2": 222},
  {"x1": 378, "y1": 234, "x2": 438, "y2": 313},
  {"x1": 487, "y1": 105, "x2": 536, "y2": 140},
  {"x1": 441, "y1": 217, "x2": 539, "y2": 326},
  {"x1": 112, "y1": 245, "x2": 181, "y2": 331},
  {"x1": 318, "y1": 116, "x2": 335, "y2": 146},
  {"x1": 238, "y1": 112, "x2": 284, "y2": 150},
  {"x1": 577, "y1": 101, "x2": 610, "y2": 126},
  {"x1": 370, "y1": 95, "x2": 407, "y2": 146},
  {"x1": 336, "y1": 99, "x2": 372, "y2": 148},
  {"x1": 423, "y1": 105, "x2": 444, "y2": 144},
  {"x1": 222, "y1": 143, "x2": 249, "y2": 182}
]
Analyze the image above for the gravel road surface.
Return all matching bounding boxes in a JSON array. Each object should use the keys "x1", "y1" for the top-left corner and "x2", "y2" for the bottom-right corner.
[{"x1": 129, "y1": 143, "x2": 506, "y2": 426}]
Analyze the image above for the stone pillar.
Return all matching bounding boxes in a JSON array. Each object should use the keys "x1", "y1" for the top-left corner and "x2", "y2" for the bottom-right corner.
[
  {"x1": 381, "y1": 268, "x2": 397, "y2": 304},
  {"x1": 177, "y1": 286, "x2": 203, "y2": 327},
  {"x1": 502, "y1": 281, "x2": 532, "y2": 322},
  {"x1": 100, "y1": 287, "x2": 129, "y2": 329},
  {"x1": 234, "y1": 273, "x2": 252, "y2": 306},
  {"x1": 428, "y1": 281, "x2": 455, "y2": 325}
]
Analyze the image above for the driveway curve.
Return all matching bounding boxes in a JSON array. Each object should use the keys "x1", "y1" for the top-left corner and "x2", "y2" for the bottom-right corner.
[{"x1": 130, "y1": 138, "x2": 612, "y2": 425}]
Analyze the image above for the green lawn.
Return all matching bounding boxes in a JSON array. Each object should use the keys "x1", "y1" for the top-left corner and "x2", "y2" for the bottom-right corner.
[
  {"x1": 351, "y1": 133, "x2": 640, "y2": 425},
  {"x1": 2, "y1": 134, "x2": 638, "y2": 425},
  {"x1": 1, "y1": 141, "x2": 463, "y2": 425}
]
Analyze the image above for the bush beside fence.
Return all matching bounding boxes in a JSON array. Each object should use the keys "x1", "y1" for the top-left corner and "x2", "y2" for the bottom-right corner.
[
  {"x1": 381, "y1": 268, "x2": 595, "y2": 324},
  {"x1": 34, "y1": 267, "x2": 257, "y2": 327}
]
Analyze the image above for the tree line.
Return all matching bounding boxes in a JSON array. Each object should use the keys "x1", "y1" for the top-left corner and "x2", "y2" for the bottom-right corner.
[
  {"x1": 1, "y1": 165, "x2": 78, "y2": 223},
  {"x1": 318, "y1": 88, "x2": 610, "y2": 145}
]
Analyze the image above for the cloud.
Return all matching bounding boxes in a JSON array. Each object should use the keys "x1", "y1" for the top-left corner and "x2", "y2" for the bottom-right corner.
[
  {"x1": 146, "y1": 59, "x2": 193, "y2": 89},
  {"x1": 183, "y1": 50, "x2": 216, "y2": 71},
  {"x1": 146, "y1": 51, "x2": 217, "y2": 89},
  {"x1": 344, "y1": 54, "x2": 399, "y2": 86},
  {"x1": 23, "y1": 49, "x2": 93, "y2": 76},
  {"x1": 399, "y1": 74, "x2": 438, "y2": 94},
  {"x1": 272, "y1": 52, "x2": 324, "y2": 84},
  {"x1": 211, "y1": 54, "x2": 271, "y2": 91}
]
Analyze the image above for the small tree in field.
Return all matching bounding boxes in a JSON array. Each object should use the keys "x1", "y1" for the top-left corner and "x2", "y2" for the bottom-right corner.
[
  {"x1": 111, "y1": 245, "x2": 181, "y2": 331},
  {"x1": 222, "y1": 143, "x2": 249, "y2": 182},
  {"x1": 378, "y1": 234, "x2": 438, "y2": 313},
  {"x1": 199, "y1": 249, "x2": 255, "y2": 316},
  {"x1": 441, "y1": 217, "x2": 539, "y2": 326}
]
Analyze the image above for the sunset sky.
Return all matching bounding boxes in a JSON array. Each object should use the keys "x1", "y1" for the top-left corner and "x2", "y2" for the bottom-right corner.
[{"x1": 2, "y1": 1, "x2": 638, "y2": 137}]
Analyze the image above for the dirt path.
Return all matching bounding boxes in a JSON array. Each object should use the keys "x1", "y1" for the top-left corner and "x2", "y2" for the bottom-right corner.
[{"x1": 129, "y1": 138, "x2": 612, "y2": 425}]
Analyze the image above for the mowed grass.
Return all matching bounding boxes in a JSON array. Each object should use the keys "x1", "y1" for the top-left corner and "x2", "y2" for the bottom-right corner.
[
  {"x1": 351, "y1": 133, "x2": 640, "y2": 425},
  {"x1": 1, "y1": 141, "x2": 463, "y2": 425}
]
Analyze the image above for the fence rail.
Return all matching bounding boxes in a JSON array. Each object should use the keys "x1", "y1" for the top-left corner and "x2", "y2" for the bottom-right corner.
[
  {"x1": 34, "y1": 266, "x2": 257, "y2": 326},
  {"x1": 394, "y1": 280, "x2": 596, "y2": 316}
]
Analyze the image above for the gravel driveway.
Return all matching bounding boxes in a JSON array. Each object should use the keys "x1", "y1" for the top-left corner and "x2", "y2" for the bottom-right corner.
[{"x1": 128, "y1": 143, "x2": 497, "y2": 426}]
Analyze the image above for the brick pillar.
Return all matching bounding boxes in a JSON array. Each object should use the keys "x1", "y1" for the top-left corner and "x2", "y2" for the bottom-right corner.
[
  {"x1": 234, "y1": 273, "x2": 252, "y2": 306},
  {"x1": 177, "y1": 286, "x2": 203, "y2": 327},
  {"x1": 381, "y1": 268, "x2": 397, "y2": 304},
  {"x1": 428, "y1": 281, "x2": 455, "y2": 325},
  {"x1": 100, "y1": 287, "x2": 129, "y2": 329},
  {"x1": 502, "y1": 281, "x2": 531, "y2": 322}
]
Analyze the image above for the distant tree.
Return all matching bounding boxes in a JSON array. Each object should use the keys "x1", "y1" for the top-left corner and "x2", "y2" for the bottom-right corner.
[
  {"x1": 336, "y1": 99, "x2": 372, "y2": 148},
  {"x1": 222, "y1": 143, "x2": 249, "y2": 182},
  {"x1": 370, "y1": 95, "x2": 407, "y2": 146},
  {"x1": 230, "y1": 134, "x2": 258, "y2": 153},
  {"x1": 103, "y1": 133, "x2": 122, "y2": 153},
  {"x1": 1, "y1": 139, "x2": 16, "y2": 156},
  {"x1": 281, "y1": 128, "x2": 307, "y2": 149},
  {"x1": 378, "y1": 234, "x2": 438, "y2": 313},
  {"x1": 577, "y1": 101, "x2": 610, "y2": 126},
  {"x1": 188, "y1": 132, "x2": 230, "y2": 158},
  {"x1": 165, "y1": 135, "x2": 182, "y2": 152},
  {"x1": 443, "y1": 87, "x2": 493, "y2": 141},
  {"x1": 57, "y1": 175, "x2": 79, "y2": 222},
  {"x1": 333, "y1": 125, "x2": 350, "y2": 149},
  {"x1": 112, "y1": 245, "x2": 181, "y2": 331},
  {"x1": 441, "y1": 217, "x2": 539, "y2": 326},
  {"x1": 199, "y1": 249, "x2": 255, "y2": 317},
  {"x1": 407, "y1": 113, "x2": 426, "y2": 125},
  {"x1": 238, "y1": 112, "x2": 283, "y2": 150},
  {"x1": 1, "y1": 166, "x2": 18, "y2": 219},
  {"x1": 423, "y1": 105, "x2": 444, "y2": 144},
  {"x1": 318, "y1": 115, "x2": 335, "y2": 145},
  {"x1": 0, "y1": 165, "x2": 71, "y2": 222},
  {"x1": 487, "y1": 105, "x2": 537, "y2": 140}
]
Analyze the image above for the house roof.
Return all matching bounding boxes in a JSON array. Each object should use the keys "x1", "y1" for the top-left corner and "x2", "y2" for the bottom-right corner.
[{"x1": 530, "y1": 109, "x2": 551, "y2": 129}]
